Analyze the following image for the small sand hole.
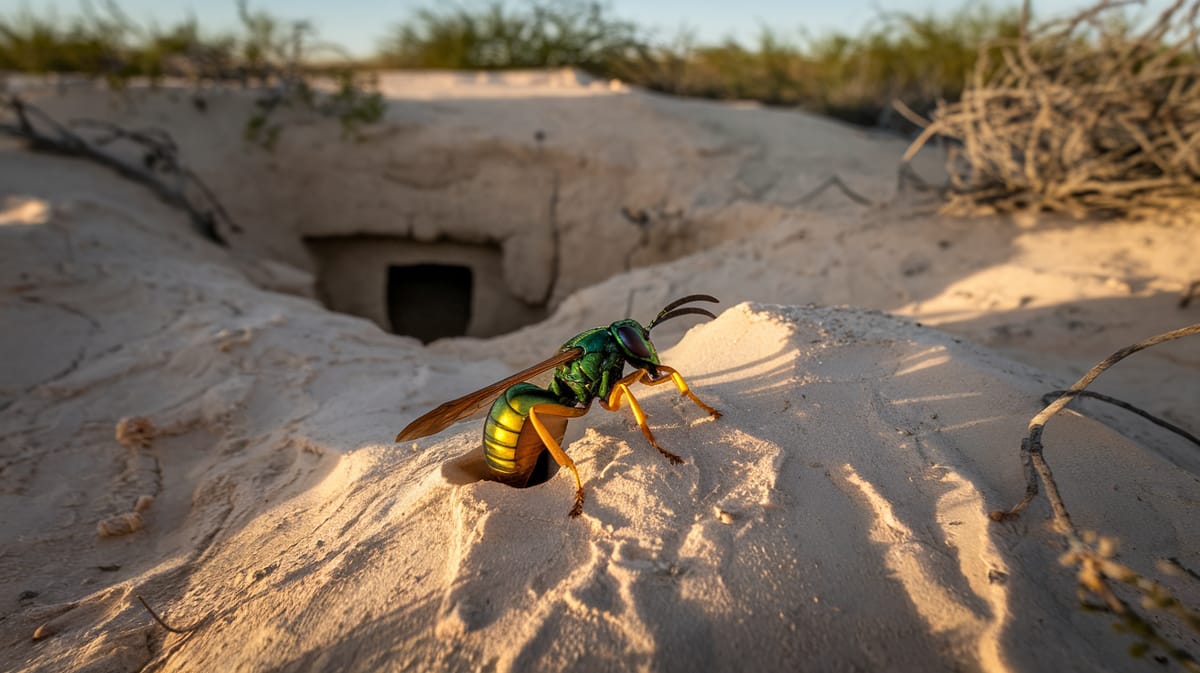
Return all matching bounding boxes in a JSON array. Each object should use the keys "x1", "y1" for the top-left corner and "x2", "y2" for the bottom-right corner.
[{"x1": 441, "y1": 445, "x2": 559, "y2": 487}]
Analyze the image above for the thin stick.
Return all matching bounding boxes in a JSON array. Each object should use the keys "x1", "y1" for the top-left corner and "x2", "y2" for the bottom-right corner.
[
  {"x1": 891, "y1": 98, "x2": 931, "y2": 129},
  {"x1": 137, "y1": 594, "x2": 208, "y2": 634},
  {"x1": 1039, "y1": 389, "x2": 1200, "y2": 448}
]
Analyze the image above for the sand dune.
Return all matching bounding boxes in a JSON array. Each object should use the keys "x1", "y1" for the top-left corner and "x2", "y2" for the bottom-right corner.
[{"x1": 1, "y1": 73, "x2": 1198, "y2": 672}]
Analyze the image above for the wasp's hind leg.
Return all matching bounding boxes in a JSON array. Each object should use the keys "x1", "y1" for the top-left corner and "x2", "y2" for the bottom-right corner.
[
  {"x1": 527, "y1": 403, "x2": 592, "y2": 517},
  {"x1": 645, "y1": 365, "x2": 722, "y2": 419},
  {"x1": 600, "y1": 370, "x2": 684, "y2": 465}
]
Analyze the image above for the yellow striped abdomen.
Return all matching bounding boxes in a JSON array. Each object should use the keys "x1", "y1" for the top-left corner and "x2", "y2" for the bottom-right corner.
[{"x1": 483, "y1": 383, "x2": 568, "y2": 486}]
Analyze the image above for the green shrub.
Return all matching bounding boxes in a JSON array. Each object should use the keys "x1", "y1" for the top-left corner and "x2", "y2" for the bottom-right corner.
[
  {"x1": 376, "y1": 1, "x2": 1023, "y2": 130},
  {"x1": 375, "y1": 0, "x2": 646, "y2": 76}
]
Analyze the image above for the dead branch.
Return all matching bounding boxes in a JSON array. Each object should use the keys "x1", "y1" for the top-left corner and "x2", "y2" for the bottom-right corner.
[
  {"x1": 990, "y1": 322, "x2": 1200, "y2": 668},
  {"x1": 891, "y1": 98, "x2": 931, "y2": 129},
  {"x1": 0, "y1": 96, "x2": 236, "y2": 246},
  {"x1": 995, "y1": 322, "x2": 1200, "y2": 521}
]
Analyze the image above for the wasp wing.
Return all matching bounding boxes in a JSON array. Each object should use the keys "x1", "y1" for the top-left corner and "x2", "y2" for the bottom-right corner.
[{"x1": 394, "y1": 346, "x2": 584, "y2": 442}]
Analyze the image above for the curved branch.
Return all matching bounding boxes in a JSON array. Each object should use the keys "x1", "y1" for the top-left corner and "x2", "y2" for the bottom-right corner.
[{"x1": 0, "y1": 96, "x2": 235, "y2": 246}]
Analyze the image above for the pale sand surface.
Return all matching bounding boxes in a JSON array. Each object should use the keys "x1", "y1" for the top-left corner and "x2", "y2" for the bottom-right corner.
[{"x1": 1, "y1": 72, "x2": 1198, "y2": 672}]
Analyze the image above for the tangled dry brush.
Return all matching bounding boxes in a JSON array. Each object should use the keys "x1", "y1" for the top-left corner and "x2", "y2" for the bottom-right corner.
[{"x1": 905, "y1": 0, "x2": 1200, "y2": 219}]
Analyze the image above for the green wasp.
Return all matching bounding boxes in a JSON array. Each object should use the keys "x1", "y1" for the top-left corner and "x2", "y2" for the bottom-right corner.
[{"x1": 396, "y1": 294, "x2": 723, "y2": 517}]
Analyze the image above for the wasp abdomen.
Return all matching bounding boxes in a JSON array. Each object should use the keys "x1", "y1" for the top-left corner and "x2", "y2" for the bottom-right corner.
[{"x1": 483, "y1": 383, "x2": 569, "y2": 486}]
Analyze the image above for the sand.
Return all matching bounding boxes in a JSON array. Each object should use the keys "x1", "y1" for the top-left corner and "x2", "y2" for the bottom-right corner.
[{"x1": 1, "y1": 71, "x2": 1198, "y2": 672}]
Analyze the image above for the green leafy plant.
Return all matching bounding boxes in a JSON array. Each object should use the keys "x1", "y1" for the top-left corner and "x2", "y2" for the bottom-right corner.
[
  {"x1": 375, "y1": 0, "x2": 647, "y2": 75},
  {"x1": 375, "y1": 1, "x2": 1024, "y2": 131}
]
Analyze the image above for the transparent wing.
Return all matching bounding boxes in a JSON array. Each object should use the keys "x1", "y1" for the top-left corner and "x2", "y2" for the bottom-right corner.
[{"x1": 394, "y1": 347, "x2": 583, "y2": 442}]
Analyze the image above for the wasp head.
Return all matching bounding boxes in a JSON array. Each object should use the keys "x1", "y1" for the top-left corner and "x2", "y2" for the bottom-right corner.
[
  {"x1": 611, "y1": 294, "x2": 720, "y2": 374},
  {"x1": 610, "y1": 319, "x2": 660, "y2": 369}
]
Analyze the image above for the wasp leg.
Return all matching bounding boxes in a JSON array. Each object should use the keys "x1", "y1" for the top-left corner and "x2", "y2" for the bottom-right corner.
[
  {"x1": 600, "y1": 370, "x2": 684, "y2": 465},
  {"x1": 645, "y1": 365, "x2": 722, "y2": 419},
  {"x1": 527, "y1": 402, "x2": 592, "y2": 517}
]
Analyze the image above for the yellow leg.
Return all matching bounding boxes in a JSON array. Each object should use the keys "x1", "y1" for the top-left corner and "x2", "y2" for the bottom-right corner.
[
  {"x1": 528, "y1": 402, "x2": 592, "y2": 517},
  {"x1": 600, "y1": 370, "x2": 684, "y2": 465},
  {"x1": 644, "y1": 365, "x2": 722, "y2": 419}
]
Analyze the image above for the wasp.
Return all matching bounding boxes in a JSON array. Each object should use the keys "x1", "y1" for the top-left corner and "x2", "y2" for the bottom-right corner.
[{"x1": 396, "y1": 294, "x2": 723, "y2": 517}]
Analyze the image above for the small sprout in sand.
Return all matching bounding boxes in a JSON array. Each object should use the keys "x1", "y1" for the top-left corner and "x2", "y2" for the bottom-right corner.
[
  {"x1": 1181, "y1": 281, "x2": 1200, "y2": 309},
  {"x1": 115, "y1": 416, "x2": 156, "y2": 449},
  {"x1": 97, "y1": 511, "x2": 144, "y2": 537}
]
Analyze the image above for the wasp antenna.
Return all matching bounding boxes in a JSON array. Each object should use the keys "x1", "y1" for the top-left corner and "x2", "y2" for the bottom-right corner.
[
  {"x1": 650, "y1": 307, "x2": 718, "y2": 329},
  {"x1": 657, "y1": 294, "x2": 719, "y2": 315},
  {"x1": 648, "y1": 294, "x2": 720, "y2": 330}
]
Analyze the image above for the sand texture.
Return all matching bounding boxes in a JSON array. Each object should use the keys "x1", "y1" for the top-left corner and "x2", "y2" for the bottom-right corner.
[{"x1": 1, "y1": 72, "x2": 1198, "y2": 672}]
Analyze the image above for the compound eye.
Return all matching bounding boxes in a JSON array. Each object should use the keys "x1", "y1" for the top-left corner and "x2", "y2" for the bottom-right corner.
[{"x1": 616, "y1": 324, "x2": 652, "y2": 359}]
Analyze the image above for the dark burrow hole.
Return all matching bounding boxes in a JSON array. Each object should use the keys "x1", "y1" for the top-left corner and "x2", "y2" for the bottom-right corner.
[
  {"x1": 386, "y1": 263, "x2": 472, "y2": 343},
  {"x1": 522, "y1": 450, "x2": 559, "y2": 487},
  {"x1": 441, "y1": 439, "x2": 561, "y2": 488},
  {"x1": 305, "y1": 235, "x2": 548, "y2": 343}
]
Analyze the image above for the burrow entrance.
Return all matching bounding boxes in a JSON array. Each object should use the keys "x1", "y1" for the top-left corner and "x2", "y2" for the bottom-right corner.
[{"x1": 305, "y1": 235, "x2": 547, "y2": 343}]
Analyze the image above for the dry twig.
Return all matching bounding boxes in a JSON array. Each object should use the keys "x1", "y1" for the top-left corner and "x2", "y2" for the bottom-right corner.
[
  {"x1": 798, "y1": 175, "x2": 874, "y2": 206},
  {"x1": 0, "y1": 96, "x2": 236, "y2": 246},
  {"x1": 991, "y1": 322, "x2": 1200, "y2": 668},
  {"x1": 1039, "y1": 389, "x2": 1200, "y2": 447},
  {"x1": 137, "y1": 594, "x2": 208, "y2": 634}
]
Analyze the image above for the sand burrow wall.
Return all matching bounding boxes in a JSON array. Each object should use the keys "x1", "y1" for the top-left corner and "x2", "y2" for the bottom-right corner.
[{"x1": 18, "y1": 77, "x2": 900, "y2": 340}]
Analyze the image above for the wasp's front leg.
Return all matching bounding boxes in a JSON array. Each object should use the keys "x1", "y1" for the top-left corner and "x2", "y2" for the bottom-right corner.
[
  {"x1": 600, "y1": 369, "x2": 684, "y2": 465},
  {"x1": 647, "y1": 365, "x2": 722, "y2": 419}
]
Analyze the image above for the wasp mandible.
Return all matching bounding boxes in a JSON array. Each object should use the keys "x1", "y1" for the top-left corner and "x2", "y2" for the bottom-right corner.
[{"x1": 395, "y1": 294, "x2": 723, "y2": 517}]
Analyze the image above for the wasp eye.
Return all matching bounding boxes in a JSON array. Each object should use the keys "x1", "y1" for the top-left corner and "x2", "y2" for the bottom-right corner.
[{"x1": 616, "y1": 324, "x2": 652, "y2": 359}]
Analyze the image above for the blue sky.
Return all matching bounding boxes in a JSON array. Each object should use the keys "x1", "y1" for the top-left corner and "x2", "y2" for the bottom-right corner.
[{"x1": 2, "y1": 0, "x2": 1163, "y2": 56}]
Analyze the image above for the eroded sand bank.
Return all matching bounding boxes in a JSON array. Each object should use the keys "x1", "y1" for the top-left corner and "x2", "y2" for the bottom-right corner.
[{"x1": 2, "y1": 73, "x2": 1198, "y2": 672}]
